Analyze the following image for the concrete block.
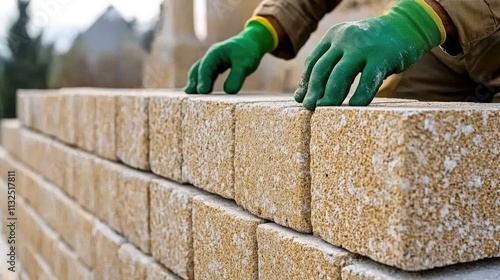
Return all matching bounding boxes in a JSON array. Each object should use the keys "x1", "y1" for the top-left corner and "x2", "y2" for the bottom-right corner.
[
  {"x1": 1, "y1": 119, "x2": 21, "y2": 159},
  {"x1": 341, "y1": 258, "x2": 500, "y2": 280},
  {"x1": 53, "y1": 240, "x2": 92, "y2": 280},
  {"x1": 95, "y1": 92, "x2": 118, "y2": 161},
  {"x1": 257, "y1": 223, "x2": 357, "y2": 280},
  {"x1": 311, "y1": 106, "x2": 500, "y2": 270},
  {"x1": 92, "y1": 220, "x2": 126, "y2": 280},
  {"x1": 149, "y1": 92, "x2": 188, "y2": 182},
  {"x1": 118, "y1": 169, "x2": 156, "y2": 254},
  {"x1": 57, "y1": 91, "x2": 76, "y2": 145},
  {"x1": 30, "y1": 93, "x2": 44, "y2": 132},
  {"x1": 72, "y1": 150, "x2": 96, "y2": 212},
  {"x1": 75, "y1": 90, "x2": 96, "y2": 152},
  {"x1": 93, "y1": 158, "x2": 124, "y2": 232},
  {"x1": 150, "y1": 179, "x2": 207, "y2": 279},
  {"x1": 193, "y1": 195, "x2": 266, "y2": 280},
  {"x1": 182, "y1": 94, "x2": 292, "y2": 199},
  {"x1": 146, "y1": 262, "x2": 182, "y2": 280},
  {"x1": 117, "y1": 92, "x2": 151, "y2": 170},
  {"x1": 118, "y1": 244, "x2": 154, "y2": 280},
  {"x1": 46, "y1": 140, "x2": 65, "y2": 190},
  {"x1": 42, "y1": 92, "x2": 59, "y2": 137},
  {"x1": 235, "y1": 101, "x2": 312, "y2": 232},
  {"x1": 16, "y1": 90, "x2": 31, "y2": 128}
]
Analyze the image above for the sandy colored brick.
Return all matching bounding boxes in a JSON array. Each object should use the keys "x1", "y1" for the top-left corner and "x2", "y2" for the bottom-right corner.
[
  {"x1": 235, "y1": 101, "x2": 312, "y2": 232},
  {"x1": 75, "y1": 90, "x2": 96, "y2": 152},
  {"x1": 258, "y1": 223, "x2": 357, "y2": 280},
  {"x1": 311, "y1": 106, "x2": 500, "y2": 270},
  {"x1": 118, "y1": 169, "x2": 156, "y2": 253},
  {"x1": 53, "y1": 240, "x2": 92, "y2": 280},
  {"x1": 118, "y1": 243, "x2": 155, "y2": 280},
  {"x1": 92, "y1": 220, "x2": 126, "y2": 280},
  {"x1": 95, "y1": 92, "x2": 118, "y2": 161},
  {"x1": 150, "y1": 179, "x2": 207, "y2": 279},
  {"x1": 146, "y1": 261, "x2": 182, "y2": 280},
  {"x1": 149, "y1": 92, "x2": 188, "y2": 182},
  {"x1": 182, "y1": 94, "x2": 292, "y2": 199},
  {"x1": 30, "y1": 92, "x2": 44, "y2": 132},
  {"x1": 72, "y1": 150, "x2": 96, "y2": 212},
  {"x1": 42, "y1": 92, "x2": 59, "y2": 137},
  {"x1": 57, "y1": 91, "x2": 76, "y2": 145},
  {"x1": 193, "y1": 195, "x2": 266, "y2": 280},
  {"x1": 16, "y1": 90, "x2": 32, "y2": 128},
  {"x1": 93, "y1": 158, "x2": 125, "y2": 232},
  {"x1": 117, "y1": 92, "x2": 151, "y2": 170},
  {"x1": 1, "y1": 119, "x2": 21, "y2": 159},
  {"x1": 341, "y1": 258, "x2": 500, "y2": 280}
]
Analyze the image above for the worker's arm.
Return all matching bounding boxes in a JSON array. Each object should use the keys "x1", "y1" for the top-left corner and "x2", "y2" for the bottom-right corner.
[
  {"x1": 295, "y1": 0, "x2": 454, "y2": 109},
  {"x1": 185, "y1": 0, "x2": 338, "y2": 94},
  {"x1": 435, "y1": 0, "x2": 500, "y2": 55},
  {"x1": 255, "y1": 0, "x2": 340, "y2": 60}
]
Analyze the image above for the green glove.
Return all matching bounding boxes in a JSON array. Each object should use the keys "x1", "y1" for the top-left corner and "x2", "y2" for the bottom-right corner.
[
  {"x1": 185, "y1": 17, "x2": 278, "y2": 94},
  {"x1": 295, "y1": 0, "x2": 446, "y2": 109}
]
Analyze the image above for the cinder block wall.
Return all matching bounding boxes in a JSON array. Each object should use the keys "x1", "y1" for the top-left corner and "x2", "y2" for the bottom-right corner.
[{"x1": 0, "y1": 89, "x2": 499, "y2": 280}]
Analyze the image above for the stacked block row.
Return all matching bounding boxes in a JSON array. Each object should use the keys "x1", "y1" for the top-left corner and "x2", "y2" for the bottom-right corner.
[{"x1": 5, "y1": 89, "x2": 500, "y2": 278}]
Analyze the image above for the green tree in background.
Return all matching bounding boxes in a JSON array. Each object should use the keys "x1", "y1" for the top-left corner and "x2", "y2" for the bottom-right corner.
[{"x1": 1, "y1": 0, "x2": 52, "y2": 119}]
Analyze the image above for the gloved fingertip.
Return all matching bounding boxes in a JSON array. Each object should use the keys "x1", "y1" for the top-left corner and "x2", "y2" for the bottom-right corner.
[
  {"x1": 294, "y1": 87, "x2": 307, "y2": 103},
  {"x1": 197, "y1": 83, "x2": 212, "y2": 95},
  {"x1": 184, "y1": 81, "x2": 198, "y2": 94}
]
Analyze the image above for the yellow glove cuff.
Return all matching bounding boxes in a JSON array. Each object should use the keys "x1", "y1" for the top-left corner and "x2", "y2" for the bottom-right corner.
[
  {"x1": 414, "y1": 0, "x2": 447, "y2": 44},
  {"x1": 245, "y1": 16, "x2": 280, "y2": 51}
]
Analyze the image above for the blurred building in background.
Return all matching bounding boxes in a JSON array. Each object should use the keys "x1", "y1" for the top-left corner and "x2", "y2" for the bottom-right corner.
[
  {"x1": 48, "y1": 6, "x2": 147, "y2": 89},
  {"x1": 145, "y1": 0, "x2": 394, "y2": 92}
]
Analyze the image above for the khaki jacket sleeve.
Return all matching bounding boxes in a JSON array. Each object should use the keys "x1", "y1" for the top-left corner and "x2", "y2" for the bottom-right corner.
[
  {"x1": 254, "y1": 0, "x2": 340, "y2": 59},
  {"x1": 436, "y1": 0, "x2": 500, "y2": 54}
]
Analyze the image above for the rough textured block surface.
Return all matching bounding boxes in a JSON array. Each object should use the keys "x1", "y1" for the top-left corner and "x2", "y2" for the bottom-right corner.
[
  {"x1": 146, "y1": 261, "x2": 182, "y2": 280},
  {"x1": 1, "y1": 119, "x2": 21, "y2": 159},
  {"x1": 75, "y1": 90, "x2": 96, "y2": 152},
  {"x1": 150, "y1": 179, "x2": 207, "y2": 279},
  {"x1": 42, "y1": 93, "x2": 59, "y2": 137},
  {"x1": 93, "y1": 158, "x2": 125, "y2": 232},
  {"x1": 57, "y1": 91, "x2": 76, "y2": 145},
  {"x1": 258, "y1": 223, "x2": 357, "y2": 280},
  {"x1": 72, "y1": 150, "x2": 96, "y2": 212},
  {"x1": 117, "y1": 93, "x2": 151, "y2": 170},
  {"x1": 311, "y1": 106, "x2": 500, "y2": 270},
  {"x1": 118, "y1": 244, "x2": 153, "y2": 280},
  {"x1": 149, "y1": 92, "x2": 188, "y2": 182},
  {"x1": 182, "y1": 94, "x2": 292, "y2": 199},
  {"x1": 193, "y1": 195, "x2": 266, "y2": 280},
  {"x1": 118, "y1": 169, "x2": 155, "y2": 254},
  {"x1": 95, "y1": 92, "x2": 118, "y2": 161},
  {"x1": 341, "y1": 258, "x2": 500, "y2": 280},
  {"x1": 235, "y1": 102, "x2": 312, "y2": 232},
  {"x1": 92, "y1": 221, "x2": 126, "y2": 280}
]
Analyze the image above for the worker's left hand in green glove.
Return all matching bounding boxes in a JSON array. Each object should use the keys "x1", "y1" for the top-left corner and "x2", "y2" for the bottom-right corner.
[
  {"x1": 295, "y1": 0, "x2": 447, "y2": 109},
  {"x1": 185, "y1": 17, "x2": 278, "y2": 94}
]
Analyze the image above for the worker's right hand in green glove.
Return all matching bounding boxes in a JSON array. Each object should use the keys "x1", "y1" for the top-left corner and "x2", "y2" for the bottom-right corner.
[
  {"x1": 295, "y1": 0, "x2": 447, "y2": 110},
  {"x1": 185, "y1": 17, "x2": 278, "y2": 95}
]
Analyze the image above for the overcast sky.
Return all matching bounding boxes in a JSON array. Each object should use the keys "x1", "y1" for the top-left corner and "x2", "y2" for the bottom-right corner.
[{"x1": 0, "y1": 0, "x2": 192, "y2": 54}]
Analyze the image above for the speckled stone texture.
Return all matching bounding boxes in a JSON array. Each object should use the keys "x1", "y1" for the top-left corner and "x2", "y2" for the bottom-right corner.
[
  {"x1": 117, "y1": 93, "x2": 151, "y2": 170},
  {"x1": 16, "y1": 90, "x2": 31, "y2": 128},
  {"x1": 118, "y1": 169, "x2": 156, "y2": 254},
  {"x1": 146, "y1": 261, "x2": 183, "y2": 280},
  {"x1": 311, "y1": 106, "x2": 500, "y2": 271},
  {"x1": 41, "y1": 92, "x2": 59, "y2": 137},
  {"x1": 235, "y1": 101, "x2": 312, "y2": 232},
  {"x1": 149, "y1": 92, "x2": 189, "y2": 182},
  {"x1": 75, "y1": 90, "x2": 96, "y2": 152},
  {"x1": 118, "y1": 243, "x2": 154, "y2": 280},
  {"x1": 30, "y1": 93, "x2": 44, "y2": 132},
  {"x1": 150, "y1": 179, "x2": 207, "y2": 279},
  {"x1": 182, "y1": 94, "x2": 292, "y2": 199},
  {"x1": 192, "y1": 195, "x2": 266, "y2": 280},
  {"x1": 258, "y1": 223, "x2": 357, "y2": 280},
  {"x1": 341, "y1": 258, "x2": 500, "y2": 280},
  {"x1": 95, "y1": 92, "x2": 118, "y2": 161},
  {"x1": 0, "y1": 119, "x2": 21, "y2": 159},
  {"x1": 93, "y1": 158, "x2": 125, "y2": 232},
  {"x1": 72, "y1": 150, "x2": 96, "y2": 213},
  {"x1": 56, "y1": 90, "x2": 76, "y2": 145},
  {"x1": 92, "y1": 220, "x2": 126, "y2": 280}
]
